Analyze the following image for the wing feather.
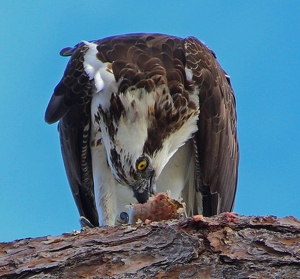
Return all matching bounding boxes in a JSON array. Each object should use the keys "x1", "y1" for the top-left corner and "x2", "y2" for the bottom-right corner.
[
  {"x1": 184, "y1": 36, "x2": 239, "y2": 215},
  {"x1": 45, "y1": 44, "x2": 99, "y2": 226}
]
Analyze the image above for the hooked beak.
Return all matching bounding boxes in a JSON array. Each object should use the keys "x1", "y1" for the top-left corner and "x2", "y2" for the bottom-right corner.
[{"x1": 132, "y1": 175, "x2": 156, "y2": 203}]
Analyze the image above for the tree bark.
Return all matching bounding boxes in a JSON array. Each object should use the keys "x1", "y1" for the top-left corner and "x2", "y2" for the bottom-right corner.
[{"x1": 1, "y1": 213, "x2": 300, "y2": 278}]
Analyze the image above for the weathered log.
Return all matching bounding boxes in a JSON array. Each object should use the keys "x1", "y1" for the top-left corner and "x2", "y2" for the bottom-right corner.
[{"x1": 1, "y1": 214, "x2": 300, "y2": 278}]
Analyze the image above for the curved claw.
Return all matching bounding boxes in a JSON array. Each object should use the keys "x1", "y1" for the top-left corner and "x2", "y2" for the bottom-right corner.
[
  {"x1": 115, "y1": 212, "x2": 129, "y2": 225},
  {"x1": 80, "y1": 216, "x2": 95, "y2": 229}
]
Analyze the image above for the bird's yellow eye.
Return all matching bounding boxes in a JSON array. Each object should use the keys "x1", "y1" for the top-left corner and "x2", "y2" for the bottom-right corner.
[{"x1": 136, "y1": 159, "x2": 148, "y2": 171}]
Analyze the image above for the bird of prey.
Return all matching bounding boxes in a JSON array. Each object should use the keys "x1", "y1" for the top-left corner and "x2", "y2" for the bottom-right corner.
[{"x1": 45, "y1": 33, "x2": 239, "y2": 227}]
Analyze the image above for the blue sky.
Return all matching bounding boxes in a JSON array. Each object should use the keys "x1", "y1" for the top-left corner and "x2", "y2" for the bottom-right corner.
[{"x1": 1, "y1": 1, "x2": 300, "y2": 242}]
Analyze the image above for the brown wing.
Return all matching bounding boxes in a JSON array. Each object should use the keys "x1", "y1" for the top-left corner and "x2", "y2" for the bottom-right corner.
[
  {"x1": 184, "y1": 37, "x2": 239, "y2": 216},
  {"x1": 45, "y1": 44, "x2": 99, "y2": 226}
]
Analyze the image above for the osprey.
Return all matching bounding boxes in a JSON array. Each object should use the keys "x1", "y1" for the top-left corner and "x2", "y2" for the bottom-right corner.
[{"x1": 45, "y1": 33, "x2": 239, "y2": 227}]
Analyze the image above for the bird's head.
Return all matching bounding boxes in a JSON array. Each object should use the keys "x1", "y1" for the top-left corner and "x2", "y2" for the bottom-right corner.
[{"x1": 97, "y1": 85, "x2": 199, "y2": 203}]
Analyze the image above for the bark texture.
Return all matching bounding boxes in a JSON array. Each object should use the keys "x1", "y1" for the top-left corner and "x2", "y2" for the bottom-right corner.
[{"x1": 1, "y1": 213, "x2": 300, "y2": 279}]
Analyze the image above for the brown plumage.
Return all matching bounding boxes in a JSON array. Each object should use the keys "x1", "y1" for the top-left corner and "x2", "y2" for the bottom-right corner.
[{"x1": 45, "y1": 33, "x2": 239, "y2": 227}]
